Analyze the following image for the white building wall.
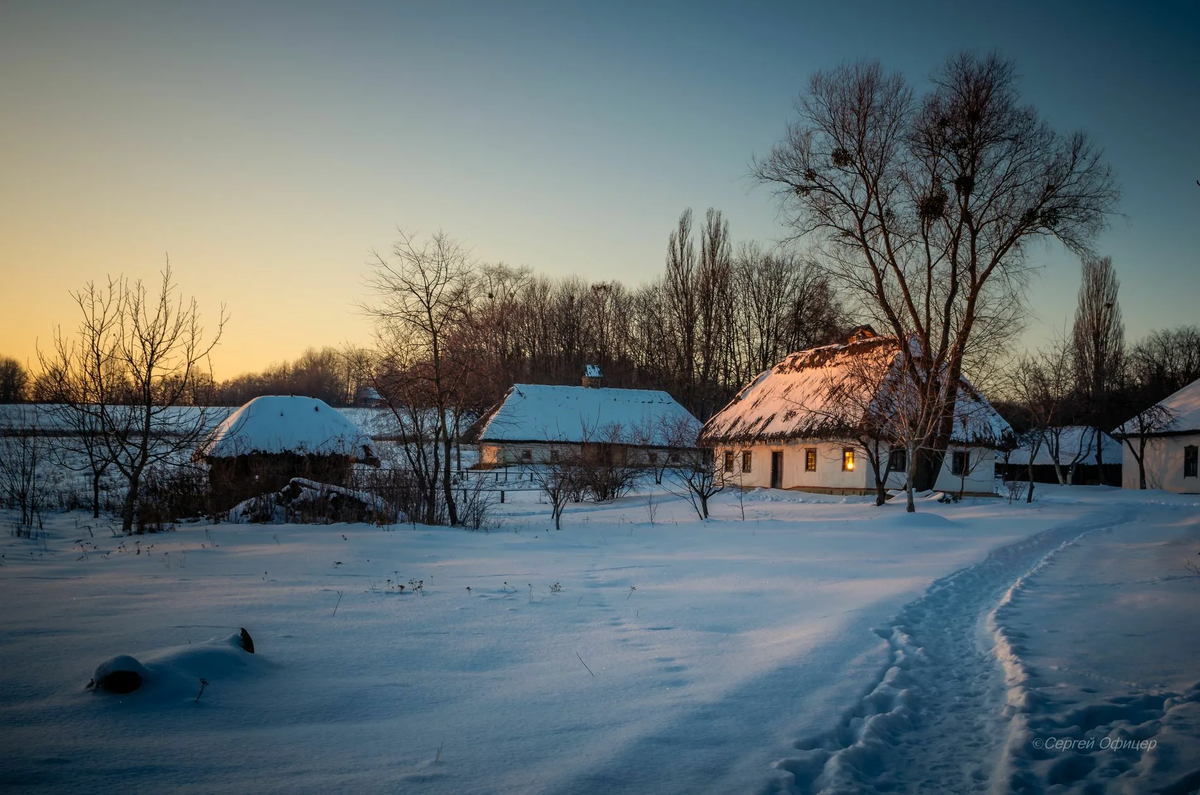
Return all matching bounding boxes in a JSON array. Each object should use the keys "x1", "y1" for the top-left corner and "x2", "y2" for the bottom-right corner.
[
  {"x1": 1121, "y1": 435, "x2": 1200, "y2": 493},
  {"x1": 719, "y1": 441, "x2": 996, "y2": 495}
]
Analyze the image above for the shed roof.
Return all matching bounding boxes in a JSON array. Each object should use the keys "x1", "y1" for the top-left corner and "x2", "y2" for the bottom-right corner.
[
  {"x1": 1007, "y1": 426, "x2": 1122, "y2": 466},
  {"x1": 464, "y1": 384, "x2": 699, "y2": 446},
  {"x1": 195, "y1": 395, "x2": 376, "y2": 461}
]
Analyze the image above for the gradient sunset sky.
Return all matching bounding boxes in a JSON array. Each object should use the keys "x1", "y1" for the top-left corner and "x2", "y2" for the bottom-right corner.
[{"x1": 2, "y1": 0, "x2": 1197, "y2": 379}]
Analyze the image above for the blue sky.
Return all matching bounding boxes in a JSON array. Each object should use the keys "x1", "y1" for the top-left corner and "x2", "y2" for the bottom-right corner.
[{"x1": 1, "y1": 0, "x2": 1196, "y2": 376}]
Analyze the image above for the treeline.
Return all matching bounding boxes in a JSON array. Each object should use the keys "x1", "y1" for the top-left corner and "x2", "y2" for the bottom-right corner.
[
  {"x1": 460, "y1": 209, "x2": 845, "y2": 418},
  {"x1": 5, "y1": 209, "x2": 845, "y2": 419}
]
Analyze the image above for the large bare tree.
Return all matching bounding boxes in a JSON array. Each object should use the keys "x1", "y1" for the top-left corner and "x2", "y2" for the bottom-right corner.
[
  {"x1": 365, "y1": 230, "x2": 475, "y2": 527},
  {"x1": 753, "y1": 53, "x2": 1118, "y2": 488}
]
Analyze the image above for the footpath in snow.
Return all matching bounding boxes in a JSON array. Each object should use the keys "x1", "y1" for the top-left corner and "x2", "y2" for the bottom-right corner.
[{"x1": 770, "y1": 488, "x2": 1200, "y2": 795}]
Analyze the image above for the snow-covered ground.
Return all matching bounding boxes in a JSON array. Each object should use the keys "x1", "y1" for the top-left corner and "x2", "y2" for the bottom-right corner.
[{"x1": 0, "y1": 485, "x2": 1197, "y2": 793}]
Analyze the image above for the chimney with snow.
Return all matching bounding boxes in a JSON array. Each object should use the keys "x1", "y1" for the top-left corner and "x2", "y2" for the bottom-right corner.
[
  {"x1": 846, "y1": 325, "x2": 877, "y2": 344},
  {"x1": 582, "y1": 364, "x2": 603, "y2": 388}
]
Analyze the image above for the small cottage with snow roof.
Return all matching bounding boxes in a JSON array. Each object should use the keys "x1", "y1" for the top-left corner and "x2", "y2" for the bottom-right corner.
[
  {"x1": 699, "y1": 328, "x2": 1012, "y2": 496},
  {"x1": 999, "y1": 426, "x2": 1122, "y2": 486},
  {"x1": 463, "y1": 370, "x2": 700, "y2": 468},
  {"x1": 194, "y1": 395, "x2": 378, "y2": 509},
  {"x1": 1114, "y1": 378, "x2": 1200, "y2": 493}
]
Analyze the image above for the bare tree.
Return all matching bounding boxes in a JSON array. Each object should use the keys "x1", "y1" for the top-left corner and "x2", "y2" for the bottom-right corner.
[
  {"x1": 660, "y1": 415, "x2": 718, "y2": 519},
  {"x1": 753, "y1": 53, "x2": 1118, "y2": 489},
  {"x1": 0, "y1": 357, "x2": 29, "y2": 403},
  {"x1": 529, "y1": 450, "x2": 583, "y2": 530},
  {"x1": 1005, "y1": 339, "x2": 1075, "y2": 502},
  {"x1": 0, "y1": 406, "x2": 44, "y2": 532},
  {"x1": 1115, "y1": 401, "x2": 1176, "y2": 490},
  {"x1": 664, "y1": 210, "x2": 699, "y2": 412},
  {"x1": 1072, "y1": 255, "x2": 1124, "y2": 469},
  {"x1": 365, "y1": 230, "x2": 475, "y2": 527},
  {"x1": 43, "y1": 265, "x2": 225, "y2": 532},
  {"x1": 1127, "y1": 325, "x2": 1200, "y2": 402}
]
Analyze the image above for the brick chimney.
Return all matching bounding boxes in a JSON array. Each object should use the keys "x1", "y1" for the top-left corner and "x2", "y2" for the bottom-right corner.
[{"x1": 582, "y1": 364, "x2": 603, "y2": 388}]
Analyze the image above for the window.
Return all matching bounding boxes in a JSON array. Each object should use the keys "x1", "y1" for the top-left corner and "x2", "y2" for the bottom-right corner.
[
  {"x1": 805, "y1": 448, "x2": 817, "y2": 472},
  {"x1": 889, "y1": 448, "x2": 906, "y2": 473},
  {"x1": 648, "y1": 452, "x2": 658, "y2": 465},
  {"x1": 723, "y1": 451, "x2": 735, "y2": 472},
  {"x1": 1186, "y1": 445, "x2": 1198, "y2": 478},
  {"x1": 549, "y1": 448, "x2": 560, "y2": 463},
  {"x1": 842, "y1": 448, "x2": 855, "y2": 472},
  {"x1": 521, "y1": 448, "x2": 532, "y2": 462},
  {"x1": 951, "y1": 451, "x2": 967, "y2": 476},
  {"x1": 742, "y1": 451, "x2": 752, "y2": 473}
]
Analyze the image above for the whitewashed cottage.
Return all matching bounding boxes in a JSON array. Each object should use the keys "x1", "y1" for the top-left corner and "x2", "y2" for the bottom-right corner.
[{"x1": 700, "y1": 328, "x2": 1011, "y2": 496}]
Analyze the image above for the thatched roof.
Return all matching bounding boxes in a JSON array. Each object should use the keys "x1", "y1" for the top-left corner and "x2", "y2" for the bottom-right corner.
[{"x1": 699, "y1": 332, "x2": 1011, "y2": 447}]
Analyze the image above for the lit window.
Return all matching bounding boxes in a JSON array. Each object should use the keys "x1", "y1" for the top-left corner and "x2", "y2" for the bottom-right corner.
[
  {"x1": 805, "y1": 448, "x2": 817, "y2": 472},
  {"x1": 842, "y1": 448, "x2": 855, "y2": 472},
  {"x1": 742, "y1": 451, "x2": 752, "y2": 473},
  {"x1": 1185, "y1": 445, "x2": 1198, "y2": 478},
  {"x1": 724, "y1": 451, "x2": 734, "y2": 472}
]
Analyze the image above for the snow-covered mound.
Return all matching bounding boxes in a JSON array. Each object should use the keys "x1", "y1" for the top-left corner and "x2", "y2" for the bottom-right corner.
[
  {"x1": 227, "y1": 478, "x2": 397, "y2": 525},
  {"x1": 88, "y1": 631, "x2": 262, "y2": 704},
  {"x1": 195, "y1": 395, "x2": 375, "y2": 460}
]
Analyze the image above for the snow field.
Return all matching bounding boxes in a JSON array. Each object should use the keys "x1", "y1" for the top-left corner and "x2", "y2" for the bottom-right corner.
[{"x1": 0, "y1": 486, "x2": 1197, "y2": 793}]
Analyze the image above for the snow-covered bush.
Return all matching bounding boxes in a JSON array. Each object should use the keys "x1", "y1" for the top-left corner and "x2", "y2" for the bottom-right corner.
[{"x1": 228, "y1": 478, "x2": 397, "y2": 525}]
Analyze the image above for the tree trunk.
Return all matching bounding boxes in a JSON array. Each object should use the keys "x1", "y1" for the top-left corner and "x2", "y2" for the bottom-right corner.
[
  {"x1": 92, "y1": 469, "x2": 102, "y2": 519},
  {"x1": 122, "y1": 469, "x2": 142, "y2": 533},
  {"x1": 441, "y1": 413, "x2": 458, "y2": 527},
  {"x1": 905, "y1": 445, "x2": 916, "y2": 512}
]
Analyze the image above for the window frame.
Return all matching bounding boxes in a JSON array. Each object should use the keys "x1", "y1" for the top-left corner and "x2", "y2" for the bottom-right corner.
[
  {"x1": 805, "y1": 448, "x2": 817, "y2": 472},
  {"x1": 742, "y1": 451, "x2": 752, "y2": 473},
  {"x1": 888, "y1": 448, "x2": 906, "y2": 474},
  {"x1": 723, "y1": 450, "x2": 735, "y2": 473},
  {"x1": 1185, "y1": 445, "x2": 1198, "y2": 478},
  {"x1": 842, "y1": 448, "x2": 855, "y2": 472},
  {"x1": 951, "y1": 450, "x2": 967, "y2": 476}
]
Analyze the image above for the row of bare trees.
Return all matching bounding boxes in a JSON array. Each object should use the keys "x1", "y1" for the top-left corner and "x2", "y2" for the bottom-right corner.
[
  {"x1": 1002, "y1": 252, "x2": 1197, "y2": 494},
  {"x1": 206, "y1": 346, "x2": 372, "y2": 407},
  {"x1": 34, "y1": 265, "x2": 225, "y2": 532},
  {"x1": 454, "y1": 219, "x2": 844, "y2": 420}
]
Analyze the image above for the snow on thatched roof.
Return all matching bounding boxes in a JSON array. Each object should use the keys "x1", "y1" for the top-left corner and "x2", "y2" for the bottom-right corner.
[
  {"x1": 195, "y1": 396, "x2": 376, "y2": 461},
  {"x1": 1114, "y1": 378, "x2": 1200, "y2": 437},
  {"x1": 699, "y1": 333, "x2": 1011, "y2": 447},
  {"x1": 1007, "y1": 426, "x2": 1122, "y2": 466},
  {"x1": 464, "y1": 385, "x2": 699, "y2": 446}
]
